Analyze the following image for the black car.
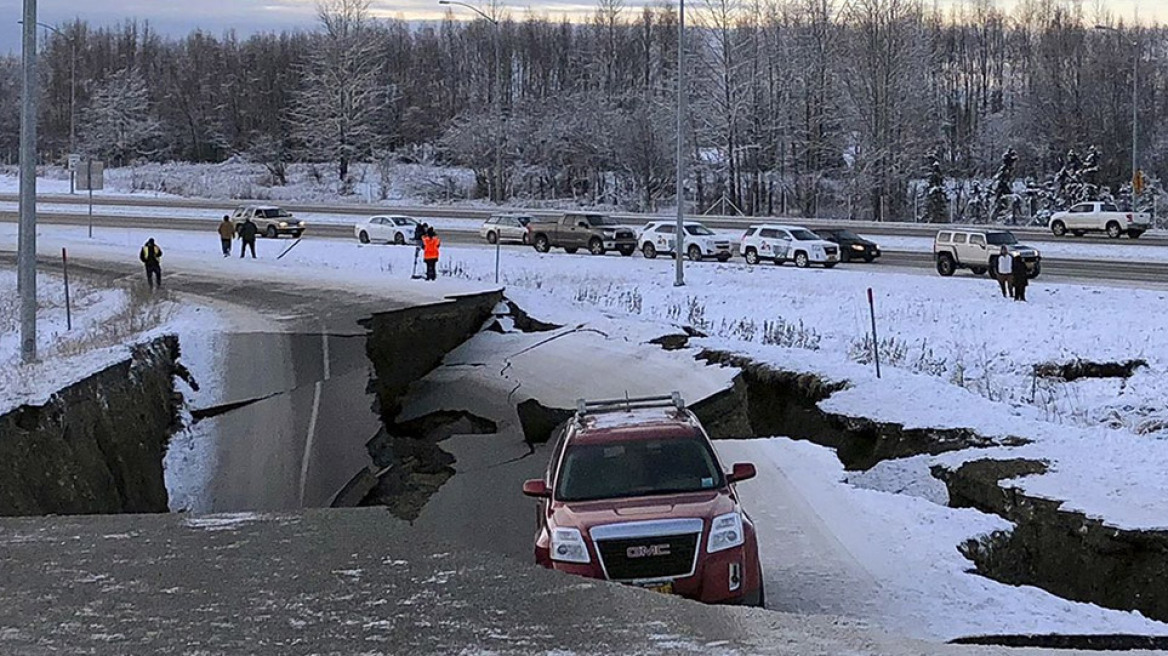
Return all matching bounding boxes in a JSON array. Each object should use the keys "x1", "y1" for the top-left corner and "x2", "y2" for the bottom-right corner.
[{"x1": 814, "y1": 228, "x2": 880, "y2": 263}]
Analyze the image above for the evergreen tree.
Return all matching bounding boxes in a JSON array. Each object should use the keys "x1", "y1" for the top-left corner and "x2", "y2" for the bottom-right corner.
[
  {"x1": 990, "y1": 147, "x2": 1018, "y2": 224},
  {"x1": 924, "y1": 151, "x2": 948, "y2": 223}
]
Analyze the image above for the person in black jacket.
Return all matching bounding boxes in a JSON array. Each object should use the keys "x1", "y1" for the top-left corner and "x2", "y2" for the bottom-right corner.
[
  {"x1": 139, "y1": 238, "x2": 163, "y2": 289},
  {"x1": 1011, "y1": 254, "x2": 1028, "y2": 302},
  {"x1": 239, "y1": 217, "x2": 259, "y2": 258}
]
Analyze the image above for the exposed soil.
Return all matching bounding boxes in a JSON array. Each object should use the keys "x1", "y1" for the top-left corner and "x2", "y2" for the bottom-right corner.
[{"x1": 1033, "y1": 358, "x2": 1148, "y2": 382}]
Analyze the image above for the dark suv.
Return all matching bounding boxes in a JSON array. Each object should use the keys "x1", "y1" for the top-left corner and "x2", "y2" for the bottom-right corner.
[
  {"x1": 814, "y1": 228, "x2": 881, "y2": 263},
  {"x1": 522, "y1": 393, "x2": 764, "y2": 606}
]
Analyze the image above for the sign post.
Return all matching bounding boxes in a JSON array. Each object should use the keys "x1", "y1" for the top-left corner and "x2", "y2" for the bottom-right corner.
[
  {"x1": 67, "y1": 153, "x2": 80, "y2": 195},
  {"x1": 76, "y1": 159, "x2": 104, "y2": 238},
  {"x1": 867, "y1": 287, "x2": 881, "y2": 379},
  {"x1": 62, "y1": 248, "x2": 71, "y2": 330}
]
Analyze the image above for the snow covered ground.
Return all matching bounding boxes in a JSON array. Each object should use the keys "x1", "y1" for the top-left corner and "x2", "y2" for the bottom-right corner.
[{"x1": 6, "y1": 218, "x2": 1168, "y2": 640}]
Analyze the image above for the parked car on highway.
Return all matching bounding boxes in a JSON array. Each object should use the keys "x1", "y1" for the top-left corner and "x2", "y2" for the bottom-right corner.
[
  {"x1": 527, "y1": 213, "x2": 637, "y2": 256},
  {"x1": 813, "y1": 228, "x2": 881, "y2": 263},
  {"x1": 740, "y1": 224, "x2": 840, "y2": 268},
  {"x1": 639, "y1": 221, "x2": 733, "y2": 262},
  {"x1": 354, "y1": 215, "x2": 419, "y2": 245},
  {"x1": 933, "y1": 229, "x2": 1041, "y2": 278},
  {"x1": 522, "y1": 393, "x2": 764, "y2": 606},
  {"x1": 1048, "y1": 201, "x2": 1151, "y2": 239},
  {"x1": 480, "y1": 213, "x2": 533, "y2": 245},
  {"x1": 231, "y1": 205, "x2": 305, "y2": 239}
]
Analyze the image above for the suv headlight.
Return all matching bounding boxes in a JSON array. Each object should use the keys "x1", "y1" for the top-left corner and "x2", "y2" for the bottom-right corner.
[
  {"x1": 851, "y1": 244, "x2": 865, "y2": 251},
  {"x1": 707, "y1": 512, "x2": 744, "y2": 553},
  {"x1": 551, "y1": 527, "x2": 591, "y2": 564}
]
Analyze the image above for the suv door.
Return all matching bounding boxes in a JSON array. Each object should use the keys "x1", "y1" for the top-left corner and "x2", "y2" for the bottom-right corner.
[
  {"x1": 654, "y1": 224, "x2": 676, "y2": 253},
  {"x1": 968, "y1": 233, "x2": 988, "y2": 265}
]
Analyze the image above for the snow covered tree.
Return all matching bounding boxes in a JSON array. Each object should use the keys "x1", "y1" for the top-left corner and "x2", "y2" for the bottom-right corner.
[
  {"x1": 923, "y1": 151, "x2": 948, "y2": 223},
  {"x1": 291, "y1": 0, "x2": 387, "y2": 182},
  {"x1": 989, "y1": 147, "x2": 1018, "y2": 223},
  {"x1": 78, "y1": 67, "x2": 162, "y2": 167}
]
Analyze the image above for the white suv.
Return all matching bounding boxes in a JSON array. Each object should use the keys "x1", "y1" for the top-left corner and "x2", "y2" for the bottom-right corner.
[
  {"x1": 638, "y1": 221, "x2": 733, "y2": 262},
  {"x1": 740, "y1": 224, "x2": 840, "y2": 268},
  {"x1": 933, "y1": 229, "x2": 1041, "y2": 278}
]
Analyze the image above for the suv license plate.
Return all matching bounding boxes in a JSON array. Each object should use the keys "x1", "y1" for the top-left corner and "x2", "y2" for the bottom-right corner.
[{"x1": 638, "y1": 582, "x2": 674, "y2": 594}]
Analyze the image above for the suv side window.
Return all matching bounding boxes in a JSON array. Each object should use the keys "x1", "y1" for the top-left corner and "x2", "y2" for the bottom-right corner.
[
  {"x1": 953, "y1": 234, "x2": 968, "y2": 244},
  {"x1": 743, "y1": 227, "x2": 757, "y2": 237},
  {"x1": 970, "y1": 234, "x2": 986, "y2": 247},
  {"x1": 937, "y1": 232, "x2": 951, "y2": 243},
  {"x1": 760, "y1": 228, "x2": 779, "y2": 239},
  {"x1": 655, "y1": 225, "x2": 674, "y2": 234}
]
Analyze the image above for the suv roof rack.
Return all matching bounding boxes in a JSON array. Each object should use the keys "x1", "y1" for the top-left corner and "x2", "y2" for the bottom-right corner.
[{"x1": 575, "y1": 392, "x2": 685, "y2": 417}]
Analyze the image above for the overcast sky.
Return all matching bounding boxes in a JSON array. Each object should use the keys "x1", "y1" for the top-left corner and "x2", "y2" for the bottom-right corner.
[{"x1": 0, "y1": 0, "x2": 1160, "y2": 55}]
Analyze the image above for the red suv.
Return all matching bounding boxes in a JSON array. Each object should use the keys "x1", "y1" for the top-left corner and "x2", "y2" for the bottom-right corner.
[{"x1": 521, "y1": 393, "x2": 764, "y2": 606}]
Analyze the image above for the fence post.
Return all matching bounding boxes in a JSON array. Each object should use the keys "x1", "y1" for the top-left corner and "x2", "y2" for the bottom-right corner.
[
  {"x1": 62, "y1": 247, "x2": 72, "y2": 331},
  {"x1": 867, "y1": 287, "x2": 880, "y2": 379}
]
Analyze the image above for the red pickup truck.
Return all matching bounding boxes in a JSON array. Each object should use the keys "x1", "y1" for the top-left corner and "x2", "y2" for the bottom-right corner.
[{"x1": 522, "y1": 393, "x2": 764, "y2": 606}]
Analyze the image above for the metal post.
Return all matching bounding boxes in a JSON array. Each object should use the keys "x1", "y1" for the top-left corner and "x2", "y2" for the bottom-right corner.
[
  {"x1": 493, "y1": 18, "x2": 503, "y2": 204},
  {"x1": 494, "y1": 239, "x2": 500, "y2": 284},
  {"x1": 674, "y1": 0, "x2": 686, "y2": 287},
  {"x1": 87, "y1": 158, "x2": 93, "y2": 238},
  {"x1": 69, "y1": 37, "x2": 76, "y2": 195},
  {"x1": 62, "y1": 248, "x2": 71, "y2": 330},
  {"x1": 1131, "y1": 35, "x2": 1139, "y2": 212},
  {"x1": 867, "y1": 288, "x2": 880, "y2": 379},
  {"x1": 19, "y1": 0, "x2": 39, "y2": 363}
]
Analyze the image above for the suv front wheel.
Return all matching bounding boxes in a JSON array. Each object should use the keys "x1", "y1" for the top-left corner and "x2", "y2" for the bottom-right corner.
[
  {"x1": 936, "y1": 254, "x2": 956, "y2": 277},
  {"x1": 793, "y1": 252, "x2": 810, "y2": 268}
]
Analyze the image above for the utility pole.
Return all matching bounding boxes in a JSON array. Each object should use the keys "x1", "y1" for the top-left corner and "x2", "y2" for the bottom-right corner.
[
  {"x1": 439, "y1": 1, "x2": 503, "y2": 203},
  {"x1": 674, "y1": 0, "x2": 686, "y2": 287},
  {"x1": 19, "y1": 0, "x2": 39, "y2": 363}
]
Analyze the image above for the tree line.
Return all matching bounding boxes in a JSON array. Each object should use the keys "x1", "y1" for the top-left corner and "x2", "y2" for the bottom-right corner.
[{"x1": 1, "y1": 0, "x2": 1163, "y2": 221}]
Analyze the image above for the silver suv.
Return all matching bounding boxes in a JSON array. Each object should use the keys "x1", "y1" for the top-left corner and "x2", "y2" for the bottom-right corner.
[{"x1": 933, "y1": 229, "x2": 1041, "y2": 278}]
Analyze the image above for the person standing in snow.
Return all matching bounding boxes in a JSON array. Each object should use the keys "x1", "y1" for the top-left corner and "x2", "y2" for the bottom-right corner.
[
  {"x1": 239, "y1": 217, "x2": 259, "y2": 258},
  {"x1": 994, "y1": 245, "x2": 1013, "y2": 298},
  {"x1": 422, "y1": 226, "x2": 441, "y2": 281},
  {"x1": 218, "y1": 215, "x2": 235, "y2": 257},
  {"x1": 1011, "y1": 253, "x2": 1028, "y2": 302},
  {"x1": 140, "y1": 238, "x2": 163, "y2": 290}
]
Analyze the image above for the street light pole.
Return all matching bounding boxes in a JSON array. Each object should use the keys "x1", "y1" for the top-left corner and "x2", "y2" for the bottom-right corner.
[
  {"x1": 19, "y1": 0, "x2": 39, "y2": 363},
  {"x1": 439, "y1": 1, "x2": 503, "y2": 203},
  {"x1": 674, "y1": 0, "x2": 686, "y2": 287},
  {"x1": 1096, "y1": 24, "x2": 1139, "y2": 211}
]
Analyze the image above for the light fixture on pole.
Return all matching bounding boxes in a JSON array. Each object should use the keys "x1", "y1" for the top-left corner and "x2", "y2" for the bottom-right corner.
[
  {"x1": 1095, "y1": 24, "x2": 1140, "y2": 211},
  {"x1": 674, "y1": 0, "x2": 686, "y2": 287},
  {"x1": 20, "y1": 20, "x2": 76, "y2": 195},
  {"x1": 18, "y1": 0, "x2": 39, "y2": 363},
  {"x1": 439, "y1": 0, "x2": 504, "y2": 204}
]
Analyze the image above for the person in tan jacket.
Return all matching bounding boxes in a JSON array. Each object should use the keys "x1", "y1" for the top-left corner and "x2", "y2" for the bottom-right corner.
[{"x1": 218, "y1": 215, "x2": 235, "y2": 257}]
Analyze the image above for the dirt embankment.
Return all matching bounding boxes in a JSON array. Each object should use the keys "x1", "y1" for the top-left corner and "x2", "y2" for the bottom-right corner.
[{"x1": 0, "y1": 336, "x2": 186, "y2": 516}]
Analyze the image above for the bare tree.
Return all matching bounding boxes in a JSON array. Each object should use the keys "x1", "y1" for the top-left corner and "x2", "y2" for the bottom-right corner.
[
  {"x1": 78, "y1": 67, "x2": 162, "y2": 166},
  {"x1": 291, "y1": 0, "x2": 387, "y2": 182}
]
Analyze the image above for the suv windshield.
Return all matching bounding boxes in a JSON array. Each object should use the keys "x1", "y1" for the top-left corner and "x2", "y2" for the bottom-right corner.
[
  {"x1": 685, "y1": 225, "x2": 715, "y2": 236},
  {"x1": 586, "y1": 215, "x2": 620, "y2": 227},
  {"x1": 556, "y1": 437, "x2": 724, "y2": 502},
  {"x1": 985, "y1": 232, "x2": 1018, "y2": 246},
  {"x1": 256, "y1": 208, "x2": 291, "y2": 219},
  {"x1": 790, "y1": 229, "x2": 820, "y2": 241}
]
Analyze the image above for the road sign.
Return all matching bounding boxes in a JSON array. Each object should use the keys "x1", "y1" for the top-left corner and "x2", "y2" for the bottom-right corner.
[
  {"x1": 77, "y1": 160, "x2": 104, "y2": 191},
  {"x1": 67, "y1": 154, "x2": 81, "y2": 171}
]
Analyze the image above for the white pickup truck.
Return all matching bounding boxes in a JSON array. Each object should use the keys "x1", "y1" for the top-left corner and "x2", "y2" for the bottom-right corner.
[{"x1": 1048, "y1": 201, "x2": 1151, "y2": 239}]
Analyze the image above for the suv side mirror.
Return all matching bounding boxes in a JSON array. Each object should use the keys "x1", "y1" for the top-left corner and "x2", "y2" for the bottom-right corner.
[
  {"x1": 522, "y1": 479, "x2": 551, "y2": 498},
  {"x1": 728, "y1": 463, "x2": 756, "y2": 483}
]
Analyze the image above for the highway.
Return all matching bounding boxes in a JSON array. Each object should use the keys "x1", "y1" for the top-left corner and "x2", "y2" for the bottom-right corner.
[
  {"x1": 4, "y1": 206, "x2": 1167, "y2": 286},
  {"x1": 3, "y1": 190, "x2": 1166, "y2": 246}
]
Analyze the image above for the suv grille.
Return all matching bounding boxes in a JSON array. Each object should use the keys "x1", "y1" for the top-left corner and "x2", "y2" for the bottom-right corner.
[
  {"x1": 595, "y1": 533, "x2": 699, "y2": 581},
  {"x1": 824, "y1": 246, "x2": 838, "y2": 256}
]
